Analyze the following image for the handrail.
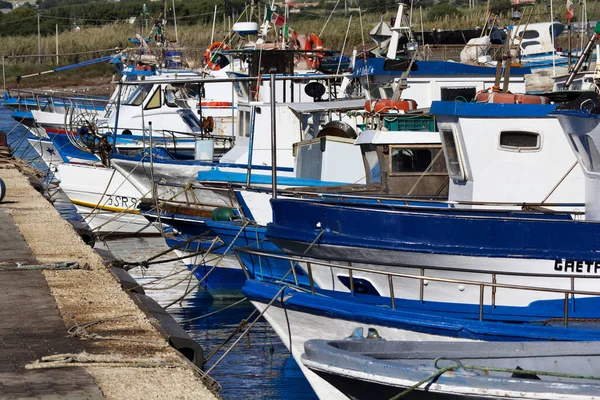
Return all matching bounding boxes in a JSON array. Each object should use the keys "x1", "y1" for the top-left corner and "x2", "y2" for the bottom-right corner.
[{"x1": 236, "y1": 247, "x2": 600, "y2": 327}]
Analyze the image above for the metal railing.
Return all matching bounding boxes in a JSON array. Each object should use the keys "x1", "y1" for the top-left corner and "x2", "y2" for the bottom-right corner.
[{"x1": 236, "y1": 247, "x2": 600, "y2": 327}]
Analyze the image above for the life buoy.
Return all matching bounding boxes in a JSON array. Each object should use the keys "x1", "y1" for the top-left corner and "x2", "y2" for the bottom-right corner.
[
  {"x1": 204, "y1": 42, "x2": 231, "y2": 71},
  {"x1": 365, "y1": 99, "x2": 418, "y2": 113},
  {"x1": 476, "y1": 91, "x2": 551, "y2": 104},
  {"x1": 305, "y1": 33, "x2": 323, "y2": 70},
  {"x1": 200, "y1": 101, "x2": 232, "y2": 108},
  {"x1": 474, "y1": 85, "x2": 501, "y2": 103}
]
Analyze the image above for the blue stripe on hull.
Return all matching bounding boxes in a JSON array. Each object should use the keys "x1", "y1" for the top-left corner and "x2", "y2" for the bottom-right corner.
[
  {"x1": 267, "y1": 198, "x2": 597, "y2": 262},
  {"x1": 205, "y1": 220, "x2": 316, "y2": 287},
  {"x1": 243, "y1": 279, "x2": 600, "y2": 341},
  {"x1": 187, "y1": 263, "x2": 246, "y2": 299}
]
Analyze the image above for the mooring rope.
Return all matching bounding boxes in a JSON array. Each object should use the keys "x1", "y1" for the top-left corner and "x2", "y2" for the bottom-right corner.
[
  {"x1": 204, "y1": 284, "x2": 288, "y2": 375},
  {"x1": 180, "y1": 297, "x2": 249, "y2": 323},
  {"x1": 391, "y1": 357, "x2": 600, "y2": 399}
]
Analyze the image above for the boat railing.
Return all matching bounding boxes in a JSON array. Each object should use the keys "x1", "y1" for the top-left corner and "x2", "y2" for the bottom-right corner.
[
  {"x1": 235, "y1": 246, "x2": 600, "y2": 327},
  {"x1": 107, "y1": 126, "x2": 235, "y2": 147},
  {"x1": 417, "y1": 44, "x2": 506, "y2": 63},
  {"x1": 282, "y1": 189, "x2": 586, "y2": 216},
  {"x1": 7, "y1": 88, "x2": 109, "y2": 112}
]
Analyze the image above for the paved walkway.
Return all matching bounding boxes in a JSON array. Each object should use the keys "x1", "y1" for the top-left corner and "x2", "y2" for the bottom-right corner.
[
  {"x1": 0, "y1": 209, "x2": 37, "y2": 266},
  {"x1": 0, "y1": 270, "x2": 105, "y2": 399},
  {"x1": 0, "y1": 210, "x2": 104, "y2": 399}
]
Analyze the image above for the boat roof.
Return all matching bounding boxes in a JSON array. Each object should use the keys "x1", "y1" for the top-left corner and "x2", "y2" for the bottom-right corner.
[
  {"x1": 430, "y1": 101, "x2": 557, "y2": 118},
  {"x1": 353, "y1": 58, "x2": 532, "y2": 78},
  {"x1": 355, "y1": 129, "x2": 441, "y2": 145},
  {"x1": 286, "y1": 99, "x2": 366, "y2": 114}
]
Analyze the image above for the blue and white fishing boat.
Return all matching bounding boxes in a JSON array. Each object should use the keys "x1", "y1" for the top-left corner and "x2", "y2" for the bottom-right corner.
[{"x1": 238, "y1": 94, "x2": 600, "y2": 399}]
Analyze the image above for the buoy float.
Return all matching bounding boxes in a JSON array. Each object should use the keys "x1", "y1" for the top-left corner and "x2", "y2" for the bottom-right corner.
[
  {"x1": 204, "y1": 42, "x2": 231, "y2": 71},
  {"x1": 211, "y1": 207, "x2": 236, "y2": 221},
  {"x1": 0, "y1": 177, "x2": 5, "y2": 203},
  {"x1": 475, "y1": 91, "x2": 551, "y2": 104},
  {"x1": 200, "y1": 101, "x2": 233, "y2": 109},
  {"x1": 305, "y1": 33, "x2": 324, "y2": 70},
  {"x1": 365, "y1": 99, "x2": 418, "y2": 113}
]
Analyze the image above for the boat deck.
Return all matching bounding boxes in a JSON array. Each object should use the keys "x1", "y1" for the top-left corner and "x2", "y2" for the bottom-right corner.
[{"x1": 0, "y1": 161, "x2": 216, "y2": 399}]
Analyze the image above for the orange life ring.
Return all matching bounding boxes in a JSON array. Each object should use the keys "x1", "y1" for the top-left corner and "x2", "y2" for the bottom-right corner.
[
  {"x1": 305, "y1": 33, "x2": 324, "y2": 70},
  {"x1": 365, "y1": 99, "x2": 418, "y2": 113},
  {"x1": 204, "y1": 42, "x2": 231, "y2": 71},
  {"x1": 200, "y1": 101, "x2": 233, "y2": 108},
  {"x1": 476, "y1": 92, "x2": 550, "y2": 104}
]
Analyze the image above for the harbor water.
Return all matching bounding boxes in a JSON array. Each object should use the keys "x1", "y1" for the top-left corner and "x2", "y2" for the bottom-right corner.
[{"x1": 0, "y1": 106, "x2": 318, "y2": 399}]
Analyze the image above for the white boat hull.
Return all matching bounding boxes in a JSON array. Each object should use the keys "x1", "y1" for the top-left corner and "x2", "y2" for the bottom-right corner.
[
  {"x1": 275, "y1": 241, "x2": 600, "y2": 307},
  {"x1": 251, "y1": 300, "x2": 471, "y2": 400},
  {"x1": 57, "y1": 163, "x2": 158, "y2": 235}
]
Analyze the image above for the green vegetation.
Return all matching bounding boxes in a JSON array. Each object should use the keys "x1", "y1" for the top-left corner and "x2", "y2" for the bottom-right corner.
[{"x1": 1, "y1": 0, "x2": 598, "y2": 89}]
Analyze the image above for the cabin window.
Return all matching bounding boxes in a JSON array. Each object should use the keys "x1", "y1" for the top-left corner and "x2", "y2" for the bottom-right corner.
[
  {"x1": 440, "y1": 127, "x2": 465, "y2": 181},
  {"x1": 144, "y1": 87, "x2": 162, "y2": 110},
  {"x1": 499, "y1": 131, "x2": 540, "y2": 151},
  {"x1": 441, "y1": 87, "x2": 476, "y2": 102},
  {"x1": 522, "y1": 41, "x2": 541, "y2": 50},
  {"x1": 237, "y1": 110, "x2": 251, "y2": 137},
  {"x1": 177, "y1": 109, "x2": 201, "y2": 131},
  {"x1": 390, "y1": 146, "x2": 444, "y2": 174},
  {"x1": 519, "y1": 30, "x2": 540, "y2": 39},
  {"x1": 570, "y1": 134, "x2": 600, "y2": 174},
  {"x1": 362, "y1": 145, "x2": 381, "y2": 184},
  {"x1": 124, "y1": 84, "x2": 152, "y2": 106}
]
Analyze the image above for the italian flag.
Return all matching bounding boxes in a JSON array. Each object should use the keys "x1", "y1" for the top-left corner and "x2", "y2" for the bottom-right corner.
[{"x1": 266, "y1": 7, "x2": 286, "y2": 26}]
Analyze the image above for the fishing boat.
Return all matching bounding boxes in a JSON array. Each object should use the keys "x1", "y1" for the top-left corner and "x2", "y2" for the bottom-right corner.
[
  {"x1": 237, "y1": 93, "x2": 600, "y2": 398},
  {"x1": 302, "y1": 335, "x2": 600, "y2": 399}
]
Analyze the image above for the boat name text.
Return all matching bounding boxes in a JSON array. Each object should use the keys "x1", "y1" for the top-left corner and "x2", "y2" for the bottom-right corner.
[
  {"x1": 105, "y1": 195, "x2": 139, "y2": 209},
  {"x1": 554, "y1": 259, "x2": 600, "y2": 273}
]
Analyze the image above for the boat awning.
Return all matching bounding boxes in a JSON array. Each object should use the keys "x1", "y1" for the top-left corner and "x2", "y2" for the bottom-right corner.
[
  {"x1": 286, "y1": 99, "x2": 366, "y2": 115},
  {"x1": 355, "y1": 129, "x2": 441, "y2": 145}
]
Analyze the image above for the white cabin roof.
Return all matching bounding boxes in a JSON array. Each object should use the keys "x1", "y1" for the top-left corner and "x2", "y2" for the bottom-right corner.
[
  {"x1": 355, "y1": 130, "x2": 441, "y2": 145},
  {"x1": 286, "y1": 99, "x2": 366, "y2": 114}
]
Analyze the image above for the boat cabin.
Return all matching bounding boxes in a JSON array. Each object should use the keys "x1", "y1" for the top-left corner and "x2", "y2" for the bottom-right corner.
[
  {"x1": 293, "y1": 109, "x2": 448, "y2": 196},
  {"x1": 431, "y1": 101, "x2": 585, "y2": 207}
]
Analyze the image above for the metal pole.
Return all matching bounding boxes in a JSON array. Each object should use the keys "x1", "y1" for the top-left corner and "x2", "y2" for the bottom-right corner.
[
  {"x1": 270, "y1": 70, "x2": 277, "y2": 199},
  {"x1": 550, "y1": 0, "x2": 556, "y2": 77},
  {"x1": 210, "y1": 5, "x2": 217, "y2": 44},
  {"x1": 172, "y1": 0, "x2": 179, "y2": 43},
  {"x1": 2, "y1": 57, "x2": 5, "y2": 95},
  {"x1": 245, "y1": 105, "x2": 256, "y2": 187},
  {"x1": 337, "y1": 15, "x2": 352, "y2": 75},
  {"x1": 37, "y1": 12, "x2": 41, "y2": 65},
  {"x1": 55, "y1": 24, "x2": 59, "y2": 66},
  {"x1": 112, "y1": 83, "x2": 123, "y2": 148}
]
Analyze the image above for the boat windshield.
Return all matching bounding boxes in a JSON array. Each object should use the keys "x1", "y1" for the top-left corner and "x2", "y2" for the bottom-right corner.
[
  {"x1": 362, "y1": 145, "x2": 381, "y2": 184},
  {"x1": 177, "y1": 109, "x2": 201, "y2": 132},
  {"x1": 123, "y1": 84, "x2": 153, "y2": 106}
]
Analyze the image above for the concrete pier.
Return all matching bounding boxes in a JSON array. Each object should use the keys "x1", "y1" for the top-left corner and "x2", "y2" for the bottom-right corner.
[{"x1": 0, "y1": 165, "x2": 218, "y2": 399}]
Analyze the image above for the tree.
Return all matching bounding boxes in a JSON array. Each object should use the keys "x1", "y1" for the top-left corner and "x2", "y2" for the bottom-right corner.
[{"x1": 428, "y1": 3, "x2": 461, "y2": 21}]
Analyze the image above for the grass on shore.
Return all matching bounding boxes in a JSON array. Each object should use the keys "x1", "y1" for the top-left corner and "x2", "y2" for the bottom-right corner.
[{"x1": 2, "y1": 2, "x2": 598, "y2": 89}]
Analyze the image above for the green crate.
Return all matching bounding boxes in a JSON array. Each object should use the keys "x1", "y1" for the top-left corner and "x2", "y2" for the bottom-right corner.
[{"x1": 383, "y1": 116, "x2": 436, "y2": 132}]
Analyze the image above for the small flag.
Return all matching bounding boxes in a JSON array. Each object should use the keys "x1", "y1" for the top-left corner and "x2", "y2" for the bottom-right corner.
[
  {"x1": 566, "y1": 0, "x2": 575, "y2": 20},
  {"x1": 274, "y1": 14, "x2": 285, "y2": 26},
  {"x1": 266, "y1": 7, "x2": 286, "y2": 26}
]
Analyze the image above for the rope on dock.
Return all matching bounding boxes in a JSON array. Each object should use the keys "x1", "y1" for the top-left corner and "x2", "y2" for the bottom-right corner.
[
  {"x1": 67, "y1": 314, "x2": 164, "y2": 345},
  {"x1": 25, "y1": 352, "x2": 183, "y2": 370}
]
